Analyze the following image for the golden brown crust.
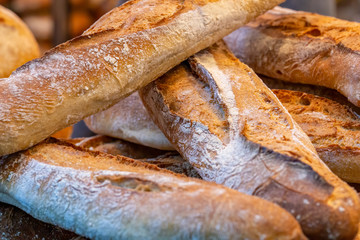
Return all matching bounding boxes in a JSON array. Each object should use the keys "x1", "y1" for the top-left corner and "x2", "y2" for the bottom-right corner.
[
  {"x1": 0, "y1": 5, "x2": 40, "y2": 78},
  {"x1": 76, "y1": 135, "x2": 200, "y2": 178},
  {"x1": 0, "y1": 0, "x2": 284, "y2": 156},
  {"x1": 224, "y1": 6, "x2": 360, "y2": 106},
  {"x1": 75, "y1": 135, "x2": 168, "y2": 159},
  {"x1": 140, "y1": 41, "x2": 360, "y2": 239},
  {"x1": 273, "y1": 89, "x2": 360, "y2": 183},
  {"x1": 260, "y1": 76, "x2": 360, "y2": 116},
  {"x1": 0, "y1": 138, "x2": 305, "y2": 239}
]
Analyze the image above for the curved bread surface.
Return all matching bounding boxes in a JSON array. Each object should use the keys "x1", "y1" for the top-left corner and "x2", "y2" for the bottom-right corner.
[
  {"x1": 0, "y1": 0, "x2": 284, "y2": 156},
  {"x1": 76, "y1": 135, "x2": 200, "y2": 178},
  {"x1": 140, "y1": 41, "x2": 360, "y2": 239},
  {"x1": 261, "y1": 75, "x2": 360, "y2": 116},
  {"x1": 224, "y1": 6, "x2": 360, "y2": 106},
  {"x1": 84, "y1": 92, "x2": 174, "y2": 150},
  {"x1": 0, "y1": 138, "x2": 305, "y2": 240},
  {"x1": 274, "y1": 89, "x2": 360, "y2": 183}
]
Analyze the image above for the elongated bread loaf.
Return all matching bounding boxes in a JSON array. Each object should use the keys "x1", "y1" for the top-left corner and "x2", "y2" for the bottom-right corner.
[
  {"x1": 0, "y1": 5, "x2": 40, "y2": 78},
  {"x1": 224, "y1": 6, "x2": 360, "y2": 106},
  {"x1": 76, "y1": 135, "x2": 200, "y2": 178},
  {"x1": 84, "y1": 92, "x2": 174, "y2": 150},
  {"x1": 0, "y1": 0, "x2": 284, "y2": 156},
  {"x1": 140, "y1": 41, "x2": 360, "y2": 239},
  {"x1": 0, "y1": 138, "x2": 305, "y2": 240},
  {"x1": 273, "y1": 89, "x2": 360, "y2": 183}
]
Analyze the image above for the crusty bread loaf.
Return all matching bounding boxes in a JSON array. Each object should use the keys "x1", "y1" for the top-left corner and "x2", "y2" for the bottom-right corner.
[
  {"x1": 140, "y1": 41, "x2": 360, "y2": 239},
  {"x1": 272, "y1": 89, "x2": 360, "y2": 183},
  {"x1": 0, "y1": 138, "x2": 305, "y2": 240},
  {"x1": 260, "y1": 76, "x2": 360, "y2": 183},
  {"x1": 84, "y1": 92, "x2": 174, "y2": 150},
  {"x1": 0, "y1": 5, "x2": 40, "y2": 78},
  {"x1": 0, "y1": 5, "x2": 71, "y2": 147},
  {"x1": 76, "y1": 135, "x2": 200, "y2": 178},
  {"x1": 260, "y1": 75, "x2": 360, "y2": 116},
  {"x1": 0, "y1": 0, "x2": 284, "y2": 156},
  {"x1": 224, "y1": 6, "x2": 360, "y2": 106}
]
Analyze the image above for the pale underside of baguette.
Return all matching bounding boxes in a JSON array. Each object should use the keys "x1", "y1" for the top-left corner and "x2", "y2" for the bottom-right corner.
[
  {"x1": 224, "y1": 6, "x2": 360, "y2": 107},
  {"x1": 75, "y1": 135, "x2": 200, "y2": 178},
  {"x1": 273, "y1": 89, "x2": 360, "y2": 183},
  {"x1": 0, "y1": 138, "x2": 305, "y2": 240},
  {"x1": 140, "y1": 41, "x2": 360, "y2": 239},
  {"x1": 84, "y1": 92, "x2": 174, "y2": 150},
  {"x1": 0, "y1": 0, "x2": 285, "y2": 156}
]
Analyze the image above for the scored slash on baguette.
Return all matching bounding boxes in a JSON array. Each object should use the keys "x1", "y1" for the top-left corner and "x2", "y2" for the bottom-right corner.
[
  {"x1": 0, "y1": 0, "x2": 285, "y2": 156},
  {"x1": 224, "y1": 6, "x2": 360, "y2": 107},
  {"x1": 139, "y1": 41, "x2": 360, "y2": 239},
  {"x1": 0, "y1": 138, "x2": 305, "y2": 239}
]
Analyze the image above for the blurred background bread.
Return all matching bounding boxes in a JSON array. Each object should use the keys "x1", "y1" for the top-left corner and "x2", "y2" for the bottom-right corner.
[{"x1": 0, "y1": 5, "x2": 39, "y2": 78}]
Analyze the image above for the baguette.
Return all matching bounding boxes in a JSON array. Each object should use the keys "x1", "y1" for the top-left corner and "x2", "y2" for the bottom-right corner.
[
  {"x1": 0, "y1": 5, "x2": 40, "y2": 78},
  {"x1": 140, "y1": 41, "x2": 360, "y2": 239},
  {"x1": 76, "y1": 135, "x2": 200, "y2": 178},
  {"x1": 272, "y1": 89, "x2": 360, "y2": 183},
  {"x1": 224, "y1": 6, "x2": 360, "y2": 106},
  {"x1": 84, "y1": 92, "x2": 174, "y2": 150},
  {"x1": 0, "y1": 138, "x2": 305, "y2": 240},
  {"x1": 0, "y1": 0, "x2": 284, "y2": 156}
]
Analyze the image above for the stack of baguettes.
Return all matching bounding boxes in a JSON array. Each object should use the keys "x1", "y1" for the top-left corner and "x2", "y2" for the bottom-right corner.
[{"x1": 2, "y1": 0, "x2": 360, "y2": 239}]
